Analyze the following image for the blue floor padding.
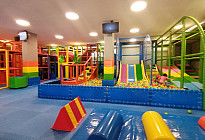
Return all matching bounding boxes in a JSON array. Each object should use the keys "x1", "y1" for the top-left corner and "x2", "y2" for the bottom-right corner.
[
  {"x1": 0, "y1": 82, "x2": 205, "y2": 140},
  {"x1": 72, "y1": 108, "x2": 205, "y2": 140}
]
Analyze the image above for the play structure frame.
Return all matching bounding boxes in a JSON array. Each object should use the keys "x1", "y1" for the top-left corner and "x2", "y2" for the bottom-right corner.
[
  {"x1": 154, "y1": 16, "x2": 205, "y2": 109},
  {"x1": 60, "y1": 44, "x2": 98, "y2": 85},
  {"x1": 35, "y1": 16, "x2": 205, "y2": 110},
  {"x1": 0, "y1": 41, "x2": 23, "y2": 89}
]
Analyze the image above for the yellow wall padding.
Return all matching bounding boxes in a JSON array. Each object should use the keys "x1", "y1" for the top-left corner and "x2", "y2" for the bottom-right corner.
[
  {"x1": 104, "y1": 66, "x2": 114, "y2": 74},
  {"x1": 23, "y1": 67, "x2": 38, "y2": 73}
]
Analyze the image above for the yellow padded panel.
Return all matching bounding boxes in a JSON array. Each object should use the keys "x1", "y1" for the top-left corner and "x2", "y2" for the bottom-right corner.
[
  {"x1": 104, "y1": 66, "x2": 114, "y2": 74},
  {"x1": 23, "y1": 67, "x2": 38, "y2": 73},
  {"x1": 64, "y1": 104, "x2": 78, "y2": 127},
  {"x1": 74, "y1": 98, "x2": 85, "y2": 117}
]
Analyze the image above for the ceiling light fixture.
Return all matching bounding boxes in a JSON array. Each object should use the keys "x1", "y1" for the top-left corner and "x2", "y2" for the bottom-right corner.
[
  {"x1": 65, "y1": 12, "x2": 79, "y2": 20},
  {"x1": 51, "y1": 44, "x2": 57, "y2": 47},
  {"x1": 0, "y1": 40, "x2": 10, "y2": 43},
  {"x1": 130, "y1": 28, "x2": 140, "y2": 33},
  {"x1": 174, "y1": 25, "x2": 183, "y2": 29},
  {"x1": 131, "y1": 1, "x2": 147, "y2": 12},
  {"x1": 130, "y1": 38, "x2": 137, "y2": 42},
  {"x1": 16, "y1": 20, "x2": 30, "y2": 26},
  {"x1": 74, "y1": 43, "x2": 81, "y2": 45},
  {"x1": 55, "y1": 35, "x2": 64, "y2": 39},
  {"x1": 89, "y1": 32, "x2": 98, "y2": 36}
]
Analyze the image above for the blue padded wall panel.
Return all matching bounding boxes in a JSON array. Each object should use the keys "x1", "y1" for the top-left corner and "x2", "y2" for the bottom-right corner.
[
  {"x1": 108, "y1": 87, "x2": 149, "y2": 105},
  {"x1": 71, "y1": 86, "x2": 107, "y2": 102},
  {"x1": 28, "y1": 77, "x2": 40, "y2": 86},
  {"x1": 151, "y1": 89, "x2": 203, "y2": 109},
  {"x1": 38, "y1": 84, "x2": 71, "y2": 100},
  {"x1": 102, "y1": 80, "x2": 115, "y2": 86}
]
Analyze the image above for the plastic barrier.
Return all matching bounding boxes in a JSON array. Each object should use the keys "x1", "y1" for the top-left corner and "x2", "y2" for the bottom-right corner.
[
  {"x1": 142, "y1": 111, "x2": 176, "y2": 140},
  {"x1": 88, "y1": 111, "x2": 123, "y2": 140},
  {"x1": 51, "y1": 97, "x2": 86, "y2": 131},
  {"x1": 198, "y1": 116, "x2": 205, "y2": 130},
  {"x1": 38, "y1": 83, "x2": 203, "y2": 110}
]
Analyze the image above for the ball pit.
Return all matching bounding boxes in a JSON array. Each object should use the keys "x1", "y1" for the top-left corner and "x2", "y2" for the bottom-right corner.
[
  {"x1": 80, "y1": 78, "x2": 102, "y2": 86},
  {"x1": 80, "y1": 77, "x2": 180, "y2": 90}
]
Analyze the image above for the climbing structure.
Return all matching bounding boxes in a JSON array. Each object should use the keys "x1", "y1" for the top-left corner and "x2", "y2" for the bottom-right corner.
[
  {"x1": 154, "y1": 16, "x2": 205, "y2": 109},
  {"x1": 38, "y1": 46, "x2": 58, "y2": 81},
  {"x1": 61, "y1": 44, "x2": 98, "y2": 85},
  {"x1": 0, "y1": 40, "x2": 23, "y2": 89}
]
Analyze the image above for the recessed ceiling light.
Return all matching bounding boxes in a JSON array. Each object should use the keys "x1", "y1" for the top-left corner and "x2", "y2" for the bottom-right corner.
[
  {"x1": 130, "y1": 28, "x2": 140, "y2": 33},
  {"x1": 74, "y1": 43, "x2": 81, "y2": 45},
  {"x1": 89, "y1": 32, "x2": 98, "y2": 36},
  {"x1": 130, "y1": 38, "x2": 137, "y2": 42},
  {"x1": 51, "y1": 44, "x2": 57, "y2": 47},
  {"x1": 65, "y1": 12, "x2": 79, "y2": 20},
  {"x1": 55, "y1": 35, "x2": 64, "y2": 39},
  {"x1": 160, "y1": 37, "x2": 167, "y2": 40},
  {"x1": 0, "y1": 40, "x2": 10, "y2": 43},
  {"x1": 16, "y1": 20, "x2": 30, "y2": 26},
  {"x1": 131, "y1": 1, "x2": 147, "y2": 12},
  {"x1": 174, "y1": 25, "x2": 183, "y2": 29}
]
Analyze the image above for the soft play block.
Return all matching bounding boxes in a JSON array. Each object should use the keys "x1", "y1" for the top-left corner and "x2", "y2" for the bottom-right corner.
[
  {"x1": 88, "y1": 111, "x2": 123, "y2": 140},
  {"x1": 28, "y1": 77, "x2": 40, "y2": 86},
  {"x1": 9, "y1": 76, "x2": 28, "y2": 89},
  {"x1": 102, "y1": 80, "x2": 115, "y2": 86},
  {"x1": 198, "y1": 116, "x2": 205, "y2": 130},
  {"x1": 142, "y1": 111, "x2": 176, "y2": 140},
  {"x1": 51, "y1": 97, "x2": 86, "y2": 132}
]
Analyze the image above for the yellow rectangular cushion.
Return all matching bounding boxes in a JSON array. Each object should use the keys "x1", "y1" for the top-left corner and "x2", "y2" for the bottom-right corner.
[{"x1": 104, "y1": 66, "x2": 114, "y2": 74}]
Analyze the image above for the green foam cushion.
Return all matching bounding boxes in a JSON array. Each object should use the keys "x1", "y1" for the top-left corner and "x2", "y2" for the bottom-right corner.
[
  {"x1": 23, "y1": 72, "x2": 39, "y2": 78},
  {"x1": 104, "y1": 74, "x2": 114, "y2": 80},
  {"x1": 9, "y1": 76, "x2": 28, "y2": 88}
]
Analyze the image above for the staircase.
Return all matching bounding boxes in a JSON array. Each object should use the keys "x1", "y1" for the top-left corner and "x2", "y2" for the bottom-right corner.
[{"x1": 61, "y1": 44, "x2": 98, "y2": 85}]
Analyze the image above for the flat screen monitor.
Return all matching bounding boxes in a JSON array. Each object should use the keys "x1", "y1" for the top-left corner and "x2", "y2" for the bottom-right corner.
[
  {"x1": 102, "y1": 22, "x2": 119, "y2": 34},
  {"x1": 18, "y1": 31, "x2": 28, "y2": 41}
]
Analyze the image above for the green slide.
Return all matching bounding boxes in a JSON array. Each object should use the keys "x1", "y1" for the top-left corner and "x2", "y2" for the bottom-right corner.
[{"x1": 135, "y1": 64, "x2": 143, "y2": 81}]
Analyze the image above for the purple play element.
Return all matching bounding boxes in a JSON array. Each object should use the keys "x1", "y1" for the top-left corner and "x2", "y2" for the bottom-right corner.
[{"x1": 121, "y1": 64, "x2": 127, "y2": 83}]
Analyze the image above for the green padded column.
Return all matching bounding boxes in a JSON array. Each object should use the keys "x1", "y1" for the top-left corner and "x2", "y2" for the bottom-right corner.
[
  {"x1": 168, "y1": 31, "x2": 172, "y2": 78},
  {"x1": 160, "y1": 41, "x2": 163, "y2": 73},
  {"x1": 180, "y1": 20, "x2": 186, "y2": 89}
]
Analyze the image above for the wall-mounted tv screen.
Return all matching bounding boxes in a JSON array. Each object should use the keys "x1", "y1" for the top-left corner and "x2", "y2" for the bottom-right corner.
[
  {"x1": 18, "y1": 31, "x2": 28, "y2": 41},
  {"x1": 102, "y1": 22, "x2": 119, "y2": 34}
]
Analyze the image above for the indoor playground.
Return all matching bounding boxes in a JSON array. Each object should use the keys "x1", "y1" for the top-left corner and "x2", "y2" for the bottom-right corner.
[{"x1": 0, "y1": 0, "x2": 205, "y2": 140}]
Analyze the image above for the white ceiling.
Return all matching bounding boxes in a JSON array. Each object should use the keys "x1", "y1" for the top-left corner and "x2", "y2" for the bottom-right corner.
[{"x1": 0, "y1": 0, "x2": 205, "y2": 46}]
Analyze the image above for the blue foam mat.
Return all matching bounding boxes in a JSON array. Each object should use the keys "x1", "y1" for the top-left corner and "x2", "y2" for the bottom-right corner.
[
  {"x1": 0, "y1": 82, "x2": 204, "y2": 140},
  {"x1": 71, "y1": 108, "x2": 205, "y2": 140}
]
